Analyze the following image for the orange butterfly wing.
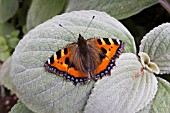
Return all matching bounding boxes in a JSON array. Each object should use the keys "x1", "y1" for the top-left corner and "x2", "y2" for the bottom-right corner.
[
  {"x1": 44, "y1": 47, "x2": 90, "y2": 84},
  {"x1": 91, "y1": 38, "x2": 124, "y2": 79}
]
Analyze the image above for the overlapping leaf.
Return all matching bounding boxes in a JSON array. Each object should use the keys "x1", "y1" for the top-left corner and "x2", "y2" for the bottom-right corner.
[
  {"x1": 10, "y1": 101, "x2": 33, "y2": 113},
  {"x1": 138, "y1": 77, "x2": 170, "y2": 113},
  {"x1": 150, "y1": 77, "x2": 170, "y2": 113},
  {"x1": 10, "y1": 10, "x2": 136, "y2": 113},
  {"x1": 84, "y1": 53, "x2": 158, "y2": 113}
]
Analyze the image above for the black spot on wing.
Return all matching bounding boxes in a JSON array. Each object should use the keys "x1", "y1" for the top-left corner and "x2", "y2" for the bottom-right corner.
[
  {"x1": 49, "y1": 55, "x2": 54, "y2": 64},
  {"x1": 65, "y1": 57, "x2": 69, "y2": 64},
  {"x1": 101, "y1": 47, "x2": 107, "y2": 54},
  {"x1": 112, "y1": 39, "x2": 118, "y2": 45},
  {"x1": 56, "y1": 49, "x2": 61, "y2": 59},
  {"x1": 64, "y1": 48, "x2": 68, "y2": 55},
  {"x1": 103, "y1": 38, "x2": 111, "y2": 45},
  {"x1": 97, "y1": 39, "x2": 102, "y2": 45},
  {"x1": 99, "y1": 53, "x2": 106, "y2": 61},
  {"x1": 69, "y1": 63, "x2": 75, "y2": 68}
]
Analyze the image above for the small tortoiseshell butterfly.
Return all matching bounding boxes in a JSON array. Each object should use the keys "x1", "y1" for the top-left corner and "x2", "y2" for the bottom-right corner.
[{"x1": 44, "y1": 34, "x2": 124, "y2": 84}]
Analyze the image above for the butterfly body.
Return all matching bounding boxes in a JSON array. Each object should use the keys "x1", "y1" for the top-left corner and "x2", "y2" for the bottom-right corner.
[{"x1": 44, "y1": 34, "x2": 124, "y2": 84}]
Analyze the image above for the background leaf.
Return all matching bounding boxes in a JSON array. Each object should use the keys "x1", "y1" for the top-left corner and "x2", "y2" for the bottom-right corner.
[
  {"x1": 10, "y1": 10, "x2": 136, "y2": 113},
  {"x1": 0, "y1": 0, "x2": 19, "y2": 23},
  {"x1": 0, "y1": 36, "x2": 10, "y2": 61},
  {"x1": 150, "y1": 77, "x2": 170, "y2": 113},
  {"x1": 0, "y1": 23, "x2": 15, "y2": 36},
  {"x1": 84, "y1": 53, "x2": 158, "y2": 113},
  {"x1": 0, "y1": 57, "x2": 12, "y2": 90},
  {"x1": 10, "y1": 101, "x2": 34, "y2": 113},
  {"x1": 6, "y1": 30, "x2": 20, "y2": 49},
  {"x1": 26, "y1": 0, "x2": 67, "y2": 30},
  {"x1": 140, "y1": 23, "x2": 170, "y2": 74},
  {"x1": 66, "y1": 0, "x2": 159, "y2": 19}
]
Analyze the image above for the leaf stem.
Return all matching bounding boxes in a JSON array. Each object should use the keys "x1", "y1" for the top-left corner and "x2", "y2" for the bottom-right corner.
[{"x1": 159, "y1": 0, "x2": 170, "y2": 14}]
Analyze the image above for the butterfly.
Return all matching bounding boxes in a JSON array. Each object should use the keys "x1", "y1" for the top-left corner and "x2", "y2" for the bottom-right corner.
[{"x1": 44, "y1": 34, "x2": 124, "y2": 85}]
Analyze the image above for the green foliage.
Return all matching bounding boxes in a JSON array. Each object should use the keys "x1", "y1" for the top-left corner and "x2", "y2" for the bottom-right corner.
[
  {"x1": 0, "y1": 0, "x2": 18, "y2": 23},
  {"x1": 0, "y1": 30, "x2": 19, "y2": 61},
  {"x1": 0, "y1": 23, "x2": 19, "y2": 61},
  {"x1": 0, "y1": 36, "x2": 10, "y2": 61},
  {"x1": 26, "y1": 0, "x2": 67, "y2": 30},
  {"x1": 0, "y1": 23, "x2": 15, "y2": 36},
  {"x1": 66, "y1": 0, "x2": 159, "y2": 19}
]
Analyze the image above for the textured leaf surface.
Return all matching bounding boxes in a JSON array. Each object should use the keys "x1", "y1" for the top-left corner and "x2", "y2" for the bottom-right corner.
[
  {"x1": 26, "y1": 0, "x2": 67, "y2": 30},
  {"x1": 66, "y1": 0, "x2": 158, "y2": 19},
  {"x1": 138, "y1": 77, "x2": 170, "y2": 113},
  {"x1": 10, "y1": 101, "x2": 33, "y2": 113},
  {"x1": 0, "y1": 57, "x2": 12, "y2": 90},
  {"x1": 150, "y1": 77, "x2": 170, "y2": 113},
  {"x1": 137, "y1": 102, "x2": 152, "y2": 113},
  {"x1": 84, "y1": 53, "x2": 158, "y2": 113},
  {"x1": 10, "y1": 10, "x2": 136, "y2": 113},
  {"x1": 140, "y1": 23, "x2": 170, "y2": 74},
  {"x1": 0, "y1": 0, "x2": 18, "y2": 23}
]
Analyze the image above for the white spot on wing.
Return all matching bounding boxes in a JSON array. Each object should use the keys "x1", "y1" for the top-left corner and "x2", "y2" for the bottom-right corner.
[
  {"x1": 116, "y1": 39, "x2": 120, "y2": 45},
  {"x1": 48, "y1": 59, "x2": 50, "y2": 64},
  {"x1": 109, "y1": 38, "x2": 113, "y2": 44}
]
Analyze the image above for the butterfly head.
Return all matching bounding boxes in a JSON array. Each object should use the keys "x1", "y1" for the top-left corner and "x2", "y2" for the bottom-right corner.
[
  {"x1": 78, "y1": 34, "x2": 87, "y2": 50},
  {"x1": 78, "y1": 34, "x2": 85, "y2": 42}
]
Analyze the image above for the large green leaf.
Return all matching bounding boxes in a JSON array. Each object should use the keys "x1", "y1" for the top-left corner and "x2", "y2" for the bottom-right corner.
[
  {"x1": 10, "y1": 10, "x2": 135, "y2": 113},
  {"x1": 10, "y1": 101, "x2": 34, "y2": 113},
  {"x1": 0, "y1": 0, "x2": 19, "y2": 23},
  {"x1": 26, "y1": 0, "x2": 67, "y2": 30},
  {"x1": 84, "y1": 53, "x2": 158, "y2": 113},
  {"x1": 66, "y1": 0, "x2": 159, "y2": 19},
  {"x1": 140, "y1": 23, "x2": 170, "y2": 74}
]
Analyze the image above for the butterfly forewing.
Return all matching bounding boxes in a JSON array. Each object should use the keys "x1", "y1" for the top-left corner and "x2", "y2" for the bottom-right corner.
[{"x1": 92, "y1": 38, "x2": 124, "y2": 79}]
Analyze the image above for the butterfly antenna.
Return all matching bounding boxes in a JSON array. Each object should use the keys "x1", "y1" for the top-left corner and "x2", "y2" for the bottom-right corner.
[
  {"x1": 59, "y1": 24, "x2": 76, "y2": 39},
  {"x1": 84, "y1": 16, "x2": 95, "y2": 33}
]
